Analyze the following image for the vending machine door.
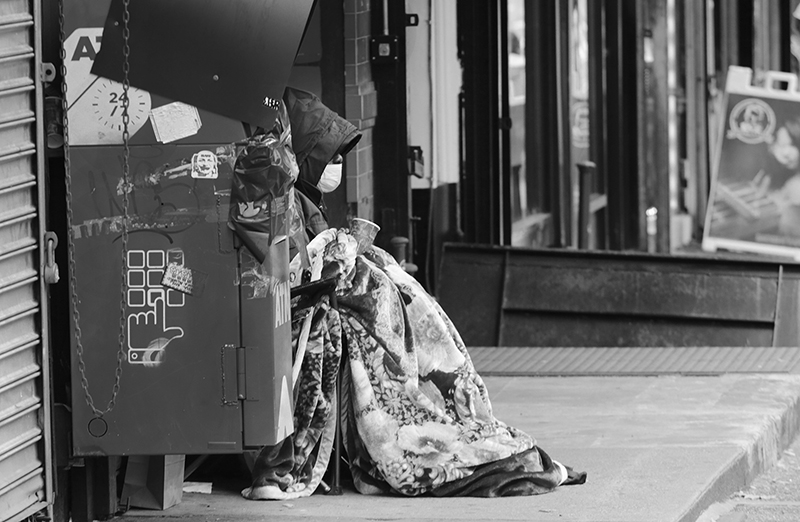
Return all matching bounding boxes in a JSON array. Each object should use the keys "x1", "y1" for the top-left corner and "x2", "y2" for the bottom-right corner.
[
  {"x1": 68, "y1": 145, "x2": 217, "y2": 455},
  {"x1": 68, "y1": 143, "x2": 294, "y2": 455}
]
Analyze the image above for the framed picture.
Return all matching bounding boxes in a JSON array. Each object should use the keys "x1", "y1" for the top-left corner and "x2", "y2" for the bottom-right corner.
[{"x1": 703, "y1": 66, "x2": 800, "y2": 260}]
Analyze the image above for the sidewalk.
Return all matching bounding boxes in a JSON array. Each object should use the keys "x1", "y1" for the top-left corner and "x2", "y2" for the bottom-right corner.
[{"x1": 116, "y1": 374, "x2": 800, "y2": 522}]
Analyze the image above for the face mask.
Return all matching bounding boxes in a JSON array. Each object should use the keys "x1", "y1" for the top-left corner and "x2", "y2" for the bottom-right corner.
[{"x1": 317, "y1": 163, "x2": 342, "y2": 193}]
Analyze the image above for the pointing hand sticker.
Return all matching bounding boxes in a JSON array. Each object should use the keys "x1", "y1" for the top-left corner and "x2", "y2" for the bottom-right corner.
[
  {"x1": 125, "y1": 249, "x2": 186, "y2": 367},
  {"x1": 127, "y1": 291, "x2": 184, "y2": 367}
]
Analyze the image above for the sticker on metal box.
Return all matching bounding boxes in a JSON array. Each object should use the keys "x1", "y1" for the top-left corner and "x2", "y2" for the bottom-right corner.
[{"x1": 161, "y1": 263, "x2": 207, "y2": 297}]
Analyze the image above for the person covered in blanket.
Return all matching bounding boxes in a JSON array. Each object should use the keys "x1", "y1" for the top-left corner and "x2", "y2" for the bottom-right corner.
[
  {"x1": 284, "y1": 86, "x2": 361, "y2": 242},
  {"x1": 242, "y1": 88, "x2": 586, "y2": 501}
]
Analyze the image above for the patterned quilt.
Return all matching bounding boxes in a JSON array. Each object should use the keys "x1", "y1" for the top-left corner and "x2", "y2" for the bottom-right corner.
[{"x1": 242, "y1": 231, "x2": 585, "y2": 500}]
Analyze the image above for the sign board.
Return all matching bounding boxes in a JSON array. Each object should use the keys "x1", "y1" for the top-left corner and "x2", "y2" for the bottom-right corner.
[
  {"x1": 703, "y1": 66, "x2": 800, "y2": 260},
  {"x1": 92, "y1": 0, "x2": 316, "y2": 129}
]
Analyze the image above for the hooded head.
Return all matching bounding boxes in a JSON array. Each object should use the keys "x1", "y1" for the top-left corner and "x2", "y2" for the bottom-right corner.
[{"x1": 283, "y1": 87, "x2": 361, "y2": 205}]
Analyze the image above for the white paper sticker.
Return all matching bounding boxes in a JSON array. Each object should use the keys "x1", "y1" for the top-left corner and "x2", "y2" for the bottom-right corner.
[{"x1": 149, "y1": 102, "x2": 202, "y2": 143}]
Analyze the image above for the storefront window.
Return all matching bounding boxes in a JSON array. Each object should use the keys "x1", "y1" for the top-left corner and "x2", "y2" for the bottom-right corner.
[
  {"x1": 569, "y1": 0, "x2": 590, "y2": 243},
  {"x1": 507, "y1": 0, "x2": 527, "y2": 241}
]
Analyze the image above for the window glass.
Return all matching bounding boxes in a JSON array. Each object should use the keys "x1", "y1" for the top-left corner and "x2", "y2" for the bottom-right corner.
[
  {"x1": 507, "y1": 0, "x2": 528, "y2": 245},
  {"x1": 569, "y1": 0, "x2": 591, "y2": 243}
]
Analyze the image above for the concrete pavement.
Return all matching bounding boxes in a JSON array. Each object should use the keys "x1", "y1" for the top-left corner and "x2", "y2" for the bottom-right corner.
[{"x1": 116, "y1": 374, "x2": 800, "y2": 522}]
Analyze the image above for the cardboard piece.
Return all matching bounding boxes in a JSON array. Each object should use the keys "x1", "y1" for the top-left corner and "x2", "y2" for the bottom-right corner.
[
  {"x1": 182, "y1": 482, "x2": 212, "y2": 494},
  {"x1": 121, "y1": 455, "x2": 186, "y2": 510}
]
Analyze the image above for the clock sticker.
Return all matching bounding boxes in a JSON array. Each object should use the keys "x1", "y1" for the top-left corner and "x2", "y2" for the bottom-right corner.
[
  {"x1": 64, "y1": 28, "x2": 152, "y2": 145},
  {"x1": 90, "y1": 79, "x2": 150, "y2": 131}
]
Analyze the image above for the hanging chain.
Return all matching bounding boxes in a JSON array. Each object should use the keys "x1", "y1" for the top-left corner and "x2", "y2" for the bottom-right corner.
[
  {"x1": 59, "y1": 0, "x2": 132, "y2": 418},
  {"x1": 114, "y1": 0, "x2": 133, "y2": 414}
]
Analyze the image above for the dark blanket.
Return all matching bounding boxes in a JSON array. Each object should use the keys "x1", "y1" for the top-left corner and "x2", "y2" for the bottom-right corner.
[{"x1": 242, "y1": 230, "x2": 585, "y2": 499}]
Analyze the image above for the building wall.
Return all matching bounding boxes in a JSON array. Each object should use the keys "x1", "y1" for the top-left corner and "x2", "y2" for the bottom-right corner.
[{"x1": 344, "y1": 0, "x2": 377, "y2": 220}]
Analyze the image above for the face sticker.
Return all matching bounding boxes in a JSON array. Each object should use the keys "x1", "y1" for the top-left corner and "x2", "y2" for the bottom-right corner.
[{"x1": 191, "y1": 150, "x2": 219, "y2": 179}]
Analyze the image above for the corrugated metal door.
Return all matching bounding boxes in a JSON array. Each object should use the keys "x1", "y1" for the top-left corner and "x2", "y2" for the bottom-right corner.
[{"x1": 0, "y1": 0, "x2": 53, "y2": 521}]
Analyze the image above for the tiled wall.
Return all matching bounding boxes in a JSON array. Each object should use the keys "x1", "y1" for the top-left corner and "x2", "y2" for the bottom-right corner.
[{"x1": 343, "y1": 0, "x2": 376, "y2": 219}]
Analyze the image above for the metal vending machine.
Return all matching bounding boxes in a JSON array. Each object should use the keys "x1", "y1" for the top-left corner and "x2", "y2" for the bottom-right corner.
[{"x1": 62, "y1": 0, "x2": 313, "y2": 456}]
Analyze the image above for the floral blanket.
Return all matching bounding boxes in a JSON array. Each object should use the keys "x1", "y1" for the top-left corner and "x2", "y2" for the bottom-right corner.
[{"x1": 242, "y1": 231, "x2": 585, "y2": 500}]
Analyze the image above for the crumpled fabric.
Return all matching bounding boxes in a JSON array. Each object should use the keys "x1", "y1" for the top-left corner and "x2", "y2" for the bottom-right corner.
[{"x1": 243, "y1": 230, "x2": 585, "y2": 499}]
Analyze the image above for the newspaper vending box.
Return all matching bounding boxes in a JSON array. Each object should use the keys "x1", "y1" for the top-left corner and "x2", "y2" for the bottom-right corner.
[{"x1": 63, "y1": 0, "x2": 314, "y2": 456}]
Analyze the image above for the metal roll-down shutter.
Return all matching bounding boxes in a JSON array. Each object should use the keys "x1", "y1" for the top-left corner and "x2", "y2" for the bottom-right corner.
[{"x1": 0, "y1": 0, "x2": 53, "y2": 520}]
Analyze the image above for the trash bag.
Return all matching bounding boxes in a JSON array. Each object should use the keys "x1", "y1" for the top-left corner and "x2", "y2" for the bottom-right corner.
[{"x1": 229, "y1": 103, "x2": 307, "y2": 264}]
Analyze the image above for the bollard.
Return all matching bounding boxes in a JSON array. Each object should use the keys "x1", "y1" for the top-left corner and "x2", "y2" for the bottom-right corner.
[{"x1": 577, "y1": 162, "x2": 596, "y2": 250}]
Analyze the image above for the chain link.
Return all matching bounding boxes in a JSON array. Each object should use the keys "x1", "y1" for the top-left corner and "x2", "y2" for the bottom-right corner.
[{"x1": 59, "y1": 0, "x2": 132, "y2": 418}]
